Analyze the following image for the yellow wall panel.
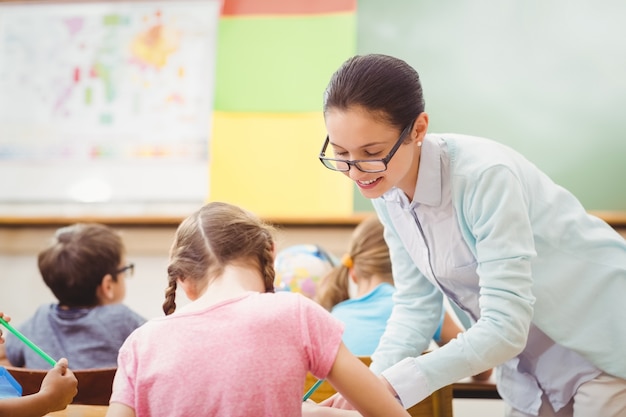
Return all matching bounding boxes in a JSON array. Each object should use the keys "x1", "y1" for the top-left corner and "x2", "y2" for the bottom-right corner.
[{"x1": 209, "y1": 112, "x2": 353, "y2": 219}]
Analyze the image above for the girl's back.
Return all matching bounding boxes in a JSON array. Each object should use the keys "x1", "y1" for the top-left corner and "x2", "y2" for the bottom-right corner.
[{"x1": 111, "y1": 292, "x2": 343, "y2": 417}]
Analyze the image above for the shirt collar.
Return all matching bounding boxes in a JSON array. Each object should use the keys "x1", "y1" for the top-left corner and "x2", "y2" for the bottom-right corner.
[{"x1": 382, "y1": 134, "x2": 442, "y2": 208}]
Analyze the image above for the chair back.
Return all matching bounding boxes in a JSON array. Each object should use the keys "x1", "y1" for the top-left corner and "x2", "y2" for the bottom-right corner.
[
  {"x1": 303, "y1": 357, "x2": 453, "y2": 417},
  {"x1": 5, "y1": 366, "x2": 116, "y2": 406}
]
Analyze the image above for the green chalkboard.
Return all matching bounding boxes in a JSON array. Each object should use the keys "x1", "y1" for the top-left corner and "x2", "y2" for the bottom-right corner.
[{"x1": 354, "y1": 0, "x2": 626, "y2": 213}]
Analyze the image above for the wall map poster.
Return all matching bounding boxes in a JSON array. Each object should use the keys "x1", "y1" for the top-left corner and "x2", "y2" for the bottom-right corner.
[{"x1": 0, "y1": 0, "x2": 219, "y2": 209}]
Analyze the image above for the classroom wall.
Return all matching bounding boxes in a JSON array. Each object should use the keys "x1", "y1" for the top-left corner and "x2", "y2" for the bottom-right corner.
[{"x1": 1, "y1": 0, "x2": 625, "y2": 225}]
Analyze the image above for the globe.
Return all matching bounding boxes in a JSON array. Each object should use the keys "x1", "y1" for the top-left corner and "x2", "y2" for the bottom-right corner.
[{"x1": 274, "y1": 244, "x2": 336, "y2": 299}]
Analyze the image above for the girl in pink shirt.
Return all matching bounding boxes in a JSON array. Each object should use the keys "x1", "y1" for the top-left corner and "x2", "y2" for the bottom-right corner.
[{"x1": 106, "y1": 202, "x2": 408, "y2": 417}]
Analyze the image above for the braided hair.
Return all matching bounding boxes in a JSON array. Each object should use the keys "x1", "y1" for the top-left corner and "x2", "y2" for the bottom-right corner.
[{"x1": 163, "y1": 202, "x2": 276, "y2": 315}]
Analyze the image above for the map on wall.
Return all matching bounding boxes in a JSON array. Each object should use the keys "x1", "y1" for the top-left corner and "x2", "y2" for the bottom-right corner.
[{"x1": 0, "y1": 0, "x2": 220, "y2": 210}]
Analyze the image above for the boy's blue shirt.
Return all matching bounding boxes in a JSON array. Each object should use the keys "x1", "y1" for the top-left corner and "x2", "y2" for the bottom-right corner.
[{"x1": 5, "y1": 303, "x2": 145, "y2": 369}]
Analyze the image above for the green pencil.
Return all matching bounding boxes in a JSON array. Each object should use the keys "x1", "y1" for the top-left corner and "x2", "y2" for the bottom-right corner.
[
  {"x1": 303, "y1": 378, "x2": 324, "y2": 402},
  {"x1": 0, "y1": 317, "x2": 56, "y2": 367}
]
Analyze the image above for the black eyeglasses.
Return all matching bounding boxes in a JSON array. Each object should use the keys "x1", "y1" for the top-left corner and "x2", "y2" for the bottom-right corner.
[
  {"x1": 116, "y1": 263, "x2": 135, "y2": 277},
  {"x1": 319, "y1": 122, "x2": 413, "y2": 173}
]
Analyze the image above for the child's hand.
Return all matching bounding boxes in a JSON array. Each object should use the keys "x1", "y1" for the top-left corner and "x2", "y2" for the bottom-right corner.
[
  {"x1": 302, "y1": 400, "x2": 329, "y2": 416},
  {"x1": 0, "y1": 312, "x2": 10, "y2": 343},
  {"x1": 38, "y1": 358, "x2": 78, "y2": 413},
  {"x1": 302, "y1": 399, "x2": 319, "y2": 413}
]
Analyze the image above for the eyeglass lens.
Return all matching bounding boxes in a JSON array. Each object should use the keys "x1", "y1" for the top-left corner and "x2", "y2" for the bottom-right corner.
[
  {"x1": 322, "y1": 158, "x2": 386, "y2": 172},
  {"x1": 117, "y1": 263, "x2": 134, "y2": 277}
]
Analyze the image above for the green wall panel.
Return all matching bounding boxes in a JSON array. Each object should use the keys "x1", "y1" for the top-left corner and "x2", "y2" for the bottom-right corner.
[{"x1": 215, "y1": 14, "x2": 356, "y2": 113}]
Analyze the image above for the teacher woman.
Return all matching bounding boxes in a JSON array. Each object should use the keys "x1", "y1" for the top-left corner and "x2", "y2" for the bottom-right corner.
[{"x1": 318, "y1": 54, "x2": 626, "y2": 417}]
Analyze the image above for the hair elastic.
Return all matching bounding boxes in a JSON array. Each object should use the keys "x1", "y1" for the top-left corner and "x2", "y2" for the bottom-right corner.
[{"x1": 341, "y1": 254, "x2": 353, "y2": 269}]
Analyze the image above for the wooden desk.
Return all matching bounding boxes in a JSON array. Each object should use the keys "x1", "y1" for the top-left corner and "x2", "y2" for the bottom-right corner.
[
  {"x1": 47, "y1": 404, "x2": 108, "y2": 417},
  {"x1": 304, "y1": 356, "x2": 453, "y2": 417},
  {"x1": 452, "y1": 376, "x2": 500, "y2": 400},
  {"x1": 303, "y1": 375, "x2": 453, "y2": 417}
]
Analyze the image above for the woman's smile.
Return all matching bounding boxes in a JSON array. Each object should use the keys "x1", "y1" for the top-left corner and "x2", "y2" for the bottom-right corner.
[{"x1": 355, "y1": 176, "x2": 382, "y2": 189}]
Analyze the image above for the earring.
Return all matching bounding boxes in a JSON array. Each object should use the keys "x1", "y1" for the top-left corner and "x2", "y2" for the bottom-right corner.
[{"x1": 417, "y1": 141, "x2": 422, "y2": 147}]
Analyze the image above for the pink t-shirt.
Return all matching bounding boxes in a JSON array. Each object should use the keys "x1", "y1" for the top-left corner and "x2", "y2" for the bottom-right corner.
[{"x1": 110, "y1": 292, "x2": 344, "y2": 417}]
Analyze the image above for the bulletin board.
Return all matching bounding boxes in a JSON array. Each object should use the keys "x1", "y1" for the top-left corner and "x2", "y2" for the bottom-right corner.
[{"x1": 0, "y1": 0, "x2": 220, "y2": 217}]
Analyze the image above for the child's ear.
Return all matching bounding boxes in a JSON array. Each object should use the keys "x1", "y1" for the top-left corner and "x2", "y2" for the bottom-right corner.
[
  {"x1": 177, "y1": 276, "x2": 199, "y2": 300},
  {"x1": 97, "y1": 274, "x2": 116, "y2": 302},
  {"x1": 348, "y1": 268, "x2": 358, "y2": 284}
]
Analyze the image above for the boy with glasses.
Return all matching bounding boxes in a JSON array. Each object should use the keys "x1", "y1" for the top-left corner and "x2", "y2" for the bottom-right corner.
[{"x1": 1, "y1": 223, "x2": 145, "y2": 369}]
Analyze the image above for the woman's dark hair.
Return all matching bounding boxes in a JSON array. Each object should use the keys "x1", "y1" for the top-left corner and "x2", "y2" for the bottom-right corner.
[{"x1": 323, "y1": 54, "x2": 425, "y2": 129}]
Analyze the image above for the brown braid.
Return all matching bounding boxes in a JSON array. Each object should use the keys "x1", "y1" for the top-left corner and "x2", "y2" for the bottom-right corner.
[
  {"x1": 162, "y1": 275, "x2": 178, "y2": 315},
  {"x1": 261, "y1": 233, "x2": 275, "y2": 293}
]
